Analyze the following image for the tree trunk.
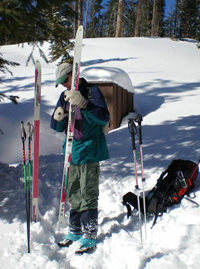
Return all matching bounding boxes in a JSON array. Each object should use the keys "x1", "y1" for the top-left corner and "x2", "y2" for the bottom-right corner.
[
  {"x1": 84, "y1": 0, "x2": 90, "y2": 38},
  {"x1": 115, "y1": 0, "x2": 123, "y2": 37},
  {"x1": 77, "y1": 0, "x2": 83, "y2": 28},
  {"x1": 151, "y1": 0, "x2": 157, "y2": 36},
  {"x1": 134, "y1": 0, "x2": 142, "y2": 37}
]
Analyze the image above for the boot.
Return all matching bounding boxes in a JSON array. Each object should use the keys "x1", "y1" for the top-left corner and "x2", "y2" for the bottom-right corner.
[{"x1": 57, "y1": 232, "x2": 82, "y2": 248}]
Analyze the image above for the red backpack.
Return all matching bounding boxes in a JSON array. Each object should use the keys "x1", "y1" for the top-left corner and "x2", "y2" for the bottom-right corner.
[{"x1": 123, "y1": 159, "x2": 199, "y2": 226}]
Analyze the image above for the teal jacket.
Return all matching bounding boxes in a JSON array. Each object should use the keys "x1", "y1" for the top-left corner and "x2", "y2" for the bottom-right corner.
[{"x1": 51, "y1": 78, "x2": 110, "y2": 165}]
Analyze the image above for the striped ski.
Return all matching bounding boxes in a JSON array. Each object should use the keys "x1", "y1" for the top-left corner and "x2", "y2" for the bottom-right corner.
[
  {"x1": 32, "y1": 60, "x2": 41, "y2": 222},
  {"x1": 58, "y1": 25, "x2": 84, "y2": 225}
]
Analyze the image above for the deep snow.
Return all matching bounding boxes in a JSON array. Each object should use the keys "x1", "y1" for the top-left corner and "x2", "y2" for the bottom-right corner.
[{"x1": 0, "y1": 37, "x2": 200, "y2": 269}]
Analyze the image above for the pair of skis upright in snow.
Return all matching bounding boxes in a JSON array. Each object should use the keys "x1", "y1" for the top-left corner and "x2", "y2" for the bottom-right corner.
[
  {"x1": 21, "y1": 26, "x2": 83, "y2": 233},
  {"x1": 20, "y1": 60, "x2": 41, "y2": 252}
]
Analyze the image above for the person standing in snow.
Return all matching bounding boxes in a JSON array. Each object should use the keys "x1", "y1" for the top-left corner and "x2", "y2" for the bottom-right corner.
[{"x1": 51, "y1": 63, "x2": 110, "y2": 254}]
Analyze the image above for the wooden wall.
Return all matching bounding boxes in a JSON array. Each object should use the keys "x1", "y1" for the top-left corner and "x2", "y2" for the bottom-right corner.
[{"x1": 91, "y1": 81, "x2": 134, "y2": 130}]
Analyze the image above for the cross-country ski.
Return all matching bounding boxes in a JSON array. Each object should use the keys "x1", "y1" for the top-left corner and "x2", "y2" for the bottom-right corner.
[
  {"x1": 32, "y1": 60, "x2": 41, "y2": 222},
  {"x1": 57, "y1": 25, "x2": 84, "y2": 226}
]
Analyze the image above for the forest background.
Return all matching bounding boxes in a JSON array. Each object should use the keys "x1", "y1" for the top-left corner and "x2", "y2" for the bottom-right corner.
[{"x1": 0, "y1": 0, "x2": 200, "y2": 80}]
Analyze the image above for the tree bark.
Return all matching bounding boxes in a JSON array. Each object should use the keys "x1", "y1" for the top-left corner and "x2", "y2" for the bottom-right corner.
[
  {"x1": 134, "y1": 0, "x2": 142, "y2": 37},
  {"x1": 84, "y1": 0, "x2": 90, "y2": 38},
  {"x1": 115, "y1": 0, "x2": 123, "y2": 37},
  {"x1": 151, "y1": 0, "x2": 157, "y2": 36}
]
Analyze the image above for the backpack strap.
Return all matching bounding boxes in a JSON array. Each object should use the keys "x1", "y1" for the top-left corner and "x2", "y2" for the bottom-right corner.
[
  {"x1": 184, "y1": 194, "x2": 199, "y2": 207},
  {"x1": 124, "y1": 202, "x2": 132, "y2": 217},
  {"x1": 151, "y1": 205, "x2": 159, "y2": 228},
  {"x1": 86, "y1": 85, "x2": 92, "y2": 101},
  {"x1": 122, "y1": 192, "x2": 144, "y2": 217}
]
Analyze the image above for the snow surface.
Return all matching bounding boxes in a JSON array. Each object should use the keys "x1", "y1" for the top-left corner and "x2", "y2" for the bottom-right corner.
[{"x1": 0, "y1": 37, "x2": 200, "y2": 269}]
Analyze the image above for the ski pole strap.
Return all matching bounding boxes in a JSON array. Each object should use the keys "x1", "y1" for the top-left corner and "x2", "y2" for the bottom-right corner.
[
  {"x1": 131, "y1": 113, "x2": 143, "y2": 124},
  {"x1": 21, "y1": 121, "x2": 26, "y2": 141},
  {"x1": 128, "y1": 118, "x2": 137, "y2": 135},
  {"x1": 128, "y1": 118, "x2": 137, "y2": 150}
]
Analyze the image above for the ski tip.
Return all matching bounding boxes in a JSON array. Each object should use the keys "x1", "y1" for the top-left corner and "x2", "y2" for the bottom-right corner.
[
  {"x1": 78, "y1": 25, "x2": 83, "y2": 30},
  {"x1": 35, "y1": 60, "x2": 41, "y2": 67},
  {"x1": 77, "y1": 25, "x2": 84, "y2": 35}
]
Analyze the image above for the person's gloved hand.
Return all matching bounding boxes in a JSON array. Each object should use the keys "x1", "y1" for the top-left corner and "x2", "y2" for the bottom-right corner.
[
  {"x1": 53, "y1": 106, "x2": 66, "y2": 121},
  {"x1": 64, "y1": 90, "x2": 87, "y2": 109}
]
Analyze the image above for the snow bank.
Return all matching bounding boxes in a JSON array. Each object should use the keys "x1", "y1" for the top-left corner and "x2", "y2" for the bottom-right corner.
[{"x1": 81, "y1": 66, "x2": 135, "y2": 93}]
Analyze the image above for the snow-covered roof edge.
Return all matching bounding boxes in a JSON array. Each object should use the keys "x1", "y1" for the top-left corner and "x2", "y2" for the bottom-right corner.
[{"x1": 80, "y1": 67, "x2": 134, "y2": 93}]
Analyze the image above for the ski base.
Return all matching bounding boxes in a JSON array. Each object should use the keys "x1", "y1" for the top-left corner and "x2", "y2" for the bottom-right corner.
[
  {"x1": 32, "y1": 197, "x2": 38, "y2": 222},
  {"x1": 58, "y1": 25, "x2": 83, "y2": 225}
]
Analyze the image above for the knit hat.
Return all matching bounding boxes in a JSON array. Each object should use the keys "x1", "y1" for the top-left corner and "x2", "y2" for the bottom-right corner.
[{"x1": 55, "y1": 63, "x2": 73, "y2": 87}]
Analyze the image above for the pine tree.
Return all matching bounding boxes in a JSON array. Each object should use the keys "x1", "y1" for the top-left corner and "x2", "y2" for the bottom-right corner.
[
  {"x1": 0, "y1": 0, "x2": 77, "y2": 69},
  {"x1": 84, "y1": 0, "x2": 90, "y2": 37},
  {"x1": 0, "y1": 53, "x2": 19, "y2": 76},
  {"x1": 151, "y1": 0, "x2": 165, "y2": 36},
  {"x1": 179, "y1": 0, "x2": 199, "y2": 39},
  {"x1": 135, "y1": 0, "x2": 142, "y2": 37},
  {"x1": 164, "y1": 0, "x2": 200, "y2": 40},
  {"x1": 140, "y1": 0, "x2": 152, "y2": 37},
  {"x1": 86, "y1": 0, "x2": 104, "y2": 37},
  {"x1": 123, "y1": 0, "x2": 136, "y2": 37}
]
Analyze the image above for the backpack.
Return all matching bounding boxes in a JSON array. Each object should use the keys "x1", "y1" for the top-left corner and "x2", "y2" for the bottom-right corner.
[{"x1": 123, "y1": 159, "x2": 199, "y2": 226}]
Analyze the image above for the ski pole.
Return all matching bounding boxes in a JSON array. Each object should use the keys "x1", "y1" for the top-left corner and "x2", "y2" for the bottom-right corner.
[
  {"x1": 128, "y1": 118, "x2": 143, "y2": 247},
  {"x1": 20, "y1": 121, "x2": 30, "y2": 253},
  {"x1": 135, "y1": 114, "x2": 147, "y2": 239}
]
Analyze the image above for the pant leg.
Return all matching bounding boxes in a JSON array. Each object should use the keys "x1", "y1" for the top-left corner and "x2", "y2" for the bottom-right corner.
[
  {"x1": 69, "y1": 210, "x2": 82, "y2": 235},
  {"x1": 81, "y1": 209, "x2": 98, "y2": 239},
  {"x1": 79, "y1": 163, "x2": 100, "y2": 239},
  {"x1": 80, "y1": 162, "x2": 100, "y2": 211},
  {"x1": 68, "y1": 163, "x2": 100, "y2": 238},
  {"x1": 68, "y1": 165, "x2": 82, "y2": 234},
  {"x1": 68, "y1": 164, "x2": 81, "y2": 211}
]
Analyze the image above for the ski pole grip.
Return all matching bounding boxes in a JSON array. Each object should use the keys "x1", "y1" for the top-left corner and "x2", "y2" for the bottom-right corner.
[
  {"x1": 21, "y1": 121, "x2": 26, "y2": 140},
  {"x1": 128, "y1": 118, "x2": 137, "y2": 135},
  {"x1": 136, "y1": 114, "x2": 143, "y2": 145},
  {"x1": 27, "y1": 122, "x2": 34, "y2": 140},
  {"x1": 128, "y1": 118, "x2": 136, "y2": 150},
  {"x1": 138, "y1": 122, "x2": 142, "y2": 145},
  {"x1": 136, "y1": 114, "x2": 142, "y2": 123}
]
